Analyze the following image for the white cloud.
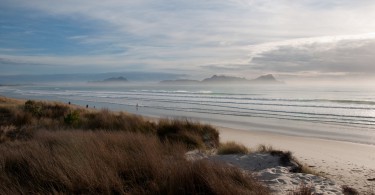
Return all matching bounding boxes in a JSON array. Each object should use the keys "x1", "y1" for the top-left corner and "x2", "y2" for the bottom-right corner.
[
  {"x1": 250, "y1": 36, "x2": 375, "y2": 75},
  {"x1": 2, "y1": 0, "x2": 375, "y2": 78}
]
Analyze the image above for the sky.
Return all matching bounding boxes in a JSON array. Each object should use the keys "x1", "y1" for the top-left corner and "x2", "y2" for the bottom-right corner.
[{"x1": 1, "y1": 0, "x2": 375, "y2": 81}]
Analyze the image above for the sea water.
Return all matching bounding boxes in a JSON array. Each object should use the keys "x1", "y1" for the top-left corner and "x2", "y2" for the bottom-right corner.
[{"x1": 1, "y1": 83, "x2": 375, "y2": 145}]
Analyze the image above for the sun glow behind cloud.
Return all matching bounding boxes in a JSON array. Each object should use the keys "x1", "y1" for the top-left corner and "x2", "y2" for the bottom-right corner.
[{"x1": 1, "y1": 0, "x2": 375, "y2": 80}]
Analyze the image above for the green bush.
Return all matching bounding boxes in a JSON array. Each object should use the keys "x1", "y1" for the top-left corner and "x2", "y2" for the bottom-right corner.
[
  {"x1": 64, "y1": 110, "x2": 80, "y2": 126},
  {"x1": 24, "y1": 100, "x2": 42, "y2": 118}
]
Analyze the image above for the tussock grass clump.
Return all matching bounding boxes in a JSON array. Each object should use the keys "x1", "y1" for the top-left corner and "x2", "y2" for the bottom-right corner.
[
  {"x1": 157, "y1": 119, "x2": 219, "y2": 149},
  {"x1": 1, "y1": 100, "x2": 74, "y2": 129},
  {"x1": 24, "y1": 100, "x2": 71, "y2": 119},
  {"x1": 270, "y1": 150, "x2": 293, "y2": 166},
  {"x1": 218, "y1": 141, "x2": 250, "y2": 154},
  {"x1": 0, "y1": 130, "x2": 269, "y2": 195},
  {"x1": 256, "y1": 145, "x2": 320, "y2": 175},
  {"x1": 82, "y1": 109, "x2": 155, "y2": 133},
  {"x1": 256, "y1": 144, "x2": 275, "y2": 153},
  {"x1": 256, "y1": 145, "x2": 294, "y2": 166},
  {"x1": 256, "y1": 144, "x2": 307, "y2": 173}
]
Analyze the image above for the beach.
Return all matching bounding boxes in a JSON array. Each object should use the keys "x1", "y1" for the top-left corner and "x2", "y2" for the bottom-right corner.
[
  {"x1": 2, "y1": 83, "x2": 375, "y2": 193},
  {"x1": 1, "y1": 95, "x2": 375, "y2": 193},
  {"x1": 3, "y1": 1, "x2": 375, "y2": 193},
  {"x1": 217, "y1": 126, "x2": 375, "y2": 193},
  {"x1": 143, "y1": 112, "x2": 375, "y2": 193}
]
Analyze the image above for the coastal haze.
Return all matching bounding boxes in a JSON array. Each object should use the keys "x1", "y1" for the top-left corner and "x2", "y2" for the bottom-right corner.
[{"x1": 1, "y1": 0, "x2": 375, "y2": 193}]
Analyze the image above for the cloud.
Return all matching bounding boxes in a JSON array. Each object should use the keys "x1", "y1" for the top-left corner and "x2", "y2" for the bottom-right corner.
[
  {"x1": 1, "y1": 0, "x2": 375, "y2": 78},
  {"x1": 250, "y1": 36, "x2": 375, "y2": 76},
  {"x1": 8, "y1": 0, "x2": 374, "y2": 44}
]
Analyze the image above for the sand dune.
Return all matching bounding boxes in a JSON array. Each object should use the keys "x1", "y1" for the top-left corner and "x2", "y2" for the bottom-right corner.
[
  {"x1": 217, "y1": 127, "x2": 375, "y2": 194},
  {"x1": 186, "y1": 151, "x2": 343, "y2": 194}
]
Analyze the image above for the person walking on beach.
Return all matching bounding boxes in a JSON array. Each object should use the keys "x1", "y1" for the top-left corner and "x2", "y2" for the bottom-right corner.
[{"x1": 136, "y1": 103, "x2": 139, "y2": 111}]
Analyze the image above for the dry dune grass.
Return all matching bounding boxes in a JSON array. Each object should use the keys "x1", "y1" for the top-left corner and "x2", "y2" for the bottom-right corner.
[
  {"x1": 0, "y1": 97, "x2": 270, "y2": 194},
  {"x1": 0, "y1": 99, "x2": 218, "y2": 149},
  {"x1": 157, "y1": 119, "x2": 219, "y2": 149},
  {"x1": 217, "y1": 141, "x2": 250, "y2": 154},
  {"x1": 0, "y1": 130, "x2": 269, "y2": 194},
  {"x1": 0, "y1": 96, "x2": 24, "y2": 106}
]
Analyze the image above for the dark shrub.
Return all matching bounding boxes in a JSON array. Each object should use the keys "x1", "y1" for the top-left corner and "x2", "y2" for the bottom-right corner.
[
  {"x1": 42, "y1": 103, "x2": 70, "y2": 119},
  {"x1": 64, "y1": 110, "x2": 80, "y2": 126},
  {"x1": 24, "y1": 100, "x2": 42, "y2": 118},
  {"x1": 0, "y1": 107, "x2": 15, "y2": 126}
]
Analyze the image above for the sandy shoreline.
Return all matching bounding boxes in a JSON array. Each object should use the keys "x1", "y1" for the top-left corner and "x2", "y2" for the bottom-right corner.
[{"x1": 216, "y1": 126, "x2": 375, "y2": 193}]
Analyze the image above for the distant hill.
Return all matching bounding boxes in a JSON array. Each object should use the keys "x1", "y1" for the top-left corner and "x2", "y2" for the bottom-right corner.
[
  {"x1": 251, "y1": 74, "x2": 280, "y2": 83},
  {"x1": 160, "y1": 74, "x2": 282, "y2": 85},
  {"x1": 160, "y1": 79, "x2": 200, "y2": 85},
  {"x1": 90, "y1": 76, "x2": 128, "y2": 83},
  {"x1": 202, "y1": 75, "x2": 248, "y2": 83},
  {"x1": 102, "y1": 76, "x2": 128, "y2": 82}
]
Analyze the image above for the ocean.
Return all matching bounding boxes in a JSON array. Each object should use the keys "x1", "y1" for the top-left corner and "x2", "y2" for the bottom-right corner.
[{"x1": 1, "y1": 83, "x2": 375, "y2": 145}]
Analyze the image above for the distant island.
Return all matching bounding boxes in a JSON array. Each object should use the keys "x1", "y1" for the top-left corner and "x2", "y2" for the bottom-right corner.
[
  {"x1": 160, "y1": 74, "x2": 282, "y2": 85},
  {"x1": 90, "y1": 76, "x2": 128, "y2": 83},
  {"x1": 159, "y1": 79, "x2": 200, "y2": 85},
  {"x1": 202, "y1": 75, "x2": 248, "y2": 83}
]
